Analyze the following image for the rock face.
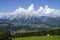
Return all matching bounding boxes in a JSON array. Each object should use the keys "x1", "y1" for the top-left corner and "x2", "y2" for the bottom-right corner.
[
  {"x1": 0, "y1": 16, "x2": 60, "y2": 26},
  {"x1": 0, "y1": 16, "x2": 60, "y2": 32}
]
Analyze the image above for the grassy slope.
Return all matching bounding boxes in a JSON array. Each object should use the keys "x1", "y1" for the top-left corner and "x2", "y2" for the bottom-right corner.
[{"x1": 13, "y1": 36, "x2": 60, "y2": 40}]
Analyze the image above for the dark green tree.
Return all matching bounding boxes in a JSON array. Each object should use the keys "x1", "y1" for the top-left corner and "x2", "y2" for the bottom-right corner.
[{"x1": 0, "y1": 30, "x2": 12, "y2": 40}]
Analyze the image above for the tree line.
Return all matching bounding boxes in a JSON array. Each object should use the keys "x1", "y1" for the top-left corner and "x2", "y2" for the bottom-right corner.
[
  {"x1": 13, "y1": 28, "x2": 60, "y2": 38},
  {"x1": 0, "y1": 28, "x2": 60, "y2": 40}
]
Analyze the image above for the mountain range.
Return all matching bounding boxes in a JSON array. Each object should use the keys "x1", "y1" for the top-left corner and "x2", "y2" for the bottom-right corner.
[{"x1": 0, "y1": 4, "x2": 60, "y2": 32}]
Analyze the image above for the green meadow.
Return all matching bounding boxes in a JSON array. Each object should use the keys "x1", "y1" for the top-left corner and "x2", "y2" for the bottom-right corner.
[{"x1": 13, "y1": 36, "x2": 60, "y2": 40}]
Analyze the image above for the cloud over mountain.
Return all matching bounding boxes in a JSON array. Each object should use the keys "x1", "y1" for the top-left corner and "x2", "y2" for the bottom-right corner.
[{"x1": 0, "y1": 4, "x2": 60, "y2": 19}]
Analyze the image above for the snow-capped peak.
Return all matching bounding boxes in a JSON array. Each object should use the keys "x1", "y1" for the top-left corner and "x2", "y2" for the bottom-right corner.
[{"x1": 0, "y1": 4, "x2": 60, "y2": 20}]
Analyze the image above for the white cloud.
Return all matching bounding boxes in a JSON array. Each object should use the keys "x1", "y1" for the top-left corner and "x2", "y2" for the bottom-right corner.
[
  {"x1": 11, "y1": 4, "x2": 60, "y2": 17},
  {"x1": 38, "y1": 5, "x2": 57, "y2": 14},
  {"x1": 0, "y1": 13, "x2": 8, "y2": 18},
  {"x1": 28, "y1": 3, "x2": 34, "y2": 12},
  {"x1": 37, "y1": 5, "x2": 60, "y2": 17},
  {"x1": 0, "y1": 4, "x2": 60, "y2": 19},
  {"x1": 38, "y1": 6, "x2": 43, "y2": 13}
]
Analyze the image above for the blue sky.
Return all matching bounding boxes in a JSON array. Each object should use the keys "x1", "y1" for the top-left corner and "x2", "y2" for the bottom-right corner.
[{"x1": 0, "y1": 0, "x2": 60, "y2": 13}]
